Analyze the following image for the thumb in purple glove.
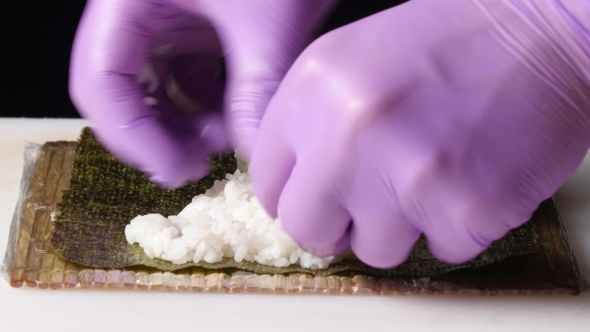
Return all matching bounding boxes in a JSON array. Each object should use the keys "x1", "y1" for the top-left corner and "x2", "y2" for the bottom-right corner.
[
  {"x1": 251, "y1": 0, "x2": 590, "y2": 268},
  {"x1": 69, "y1": 0, "x2": 335, "y2": 187}
]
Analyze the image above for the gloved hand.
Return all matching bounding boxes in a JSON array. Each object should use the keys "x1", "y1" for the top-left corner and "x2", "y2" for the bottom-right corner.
[
  {"x1": 251, "y1": 0, "x2": 590, "y2": 267},
  {"x1": 69, "y1": 0, "x2": 335, "y2": 187}
]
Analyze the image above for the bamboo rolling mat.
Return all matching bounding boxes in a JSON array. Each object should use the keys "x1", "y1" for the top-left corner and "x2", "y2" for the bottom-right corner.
[{"x1": 1, "y1": 141, "x2": 583, "y2": 294}]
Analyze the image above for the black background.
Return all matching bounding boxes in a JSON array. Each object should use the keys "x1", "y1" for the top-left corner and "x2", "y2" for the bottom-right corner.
[{"x1": 3, "y1": 0, "x2": 407, "y2": 118}]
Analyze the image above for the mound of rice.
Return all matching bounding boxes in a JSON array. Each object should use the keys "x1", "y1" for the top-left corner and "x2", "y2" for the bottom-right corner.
[{"x1": 125, "y1": 170, "x2": 334, "y2": 269}]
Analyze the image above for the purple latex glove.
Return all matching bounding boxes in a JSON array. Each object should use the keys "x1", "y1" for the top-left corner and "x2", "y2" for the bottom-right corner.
[
  {"x1": 251, "y1": 0, "x2": 590, "y2": 267},
  {"x1": 69, "y1": 0, "x2": 335, "y2": 187}
]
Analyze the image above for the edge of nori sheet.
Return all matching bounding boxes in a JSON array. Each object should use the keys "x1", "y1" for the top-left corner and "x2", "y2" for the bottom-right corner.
[{"x1": 51, "y1": 128, "x2": 543, "y2": 279}]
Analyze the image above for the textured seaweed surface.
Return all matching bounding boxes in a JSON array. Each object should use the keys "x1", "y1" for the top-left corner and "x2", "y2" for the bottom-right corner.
[{"x1": 51, "y1": 128, "x2": 540, "y2": 278}]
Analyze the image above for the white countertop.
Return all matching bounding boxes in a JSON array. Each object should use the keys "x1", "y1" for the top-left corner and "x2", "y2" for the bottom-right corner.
[{"x1": 0, "y1": 118, "x2": 588, "y2": 332}]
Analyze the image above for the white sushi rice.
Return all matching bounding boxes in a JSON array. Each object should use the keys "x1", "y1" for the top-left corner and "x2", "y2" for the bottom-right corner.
[{"x1": 125, "y1": 170, "x2": 334, "y2": 269}]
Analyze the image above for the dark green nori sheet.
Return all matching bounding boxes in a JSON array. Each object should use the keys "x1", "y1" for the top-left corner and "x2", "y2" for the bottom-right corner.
[{"x1": 51, "y1": 128, "x2": 540, "y2": 278}]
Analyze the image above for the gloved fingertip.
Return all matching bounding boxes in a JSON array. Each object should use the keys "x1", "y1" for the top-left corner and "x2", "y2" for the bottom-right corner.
[
  {"x1": 295, "y1": 232, "x2": 350, "y2": 258},
  {"x1": 351, "y1": 240, "x2": 416, "y2": 269},
  {"x1": 260, "y1": 200, "x2": 279, "y2": 220},
  {"x1": 148, "y1": 173, "x2": 185, "y2": 189},
  {"x1": 278, "y1": 184, "x2": 352, "y2": 255},
  {"x1": 349, "y1": 210, "x2": 421, "y2": 269},
  {"x1": 426, "y1": 234, "x2": 489, "y2": 264},
  {"x1": 146, "y1": 157, "x2": 209, "y2": 189},
  {"x1": 250, "y1": 138, "x2": 295, "y2": 220},
  {"x1": 194, "y1": 113, "x2": 231, "y2": 153},
  {"x1": 227, "y1": 120, "x2": 258, "y2": 160},
  {"x1": 234, "y1": 141, "x2": 253, "y2": 162}
]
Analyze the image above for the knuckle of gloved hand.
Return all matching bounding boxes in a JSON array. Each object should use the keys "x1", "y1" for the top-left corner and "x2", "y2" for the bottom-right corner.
[
  {"x1": 393, "y1": 149, "x2": 453, "y2": 223},
  {"x1": 292, "y1": 62, "x2": 378, "y2": 131},
  {"x1": 294, "y1": 27, "x2": 353, "y2": 81}
]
